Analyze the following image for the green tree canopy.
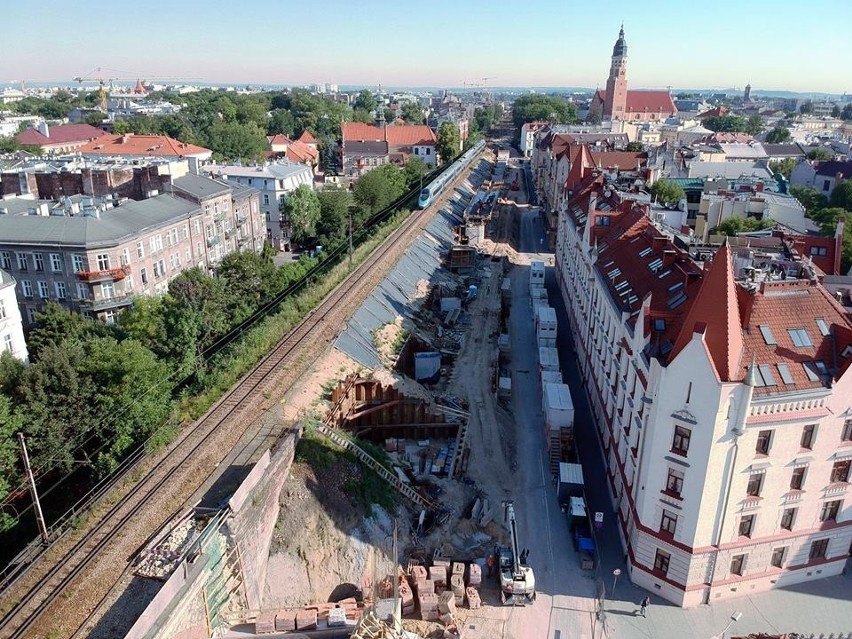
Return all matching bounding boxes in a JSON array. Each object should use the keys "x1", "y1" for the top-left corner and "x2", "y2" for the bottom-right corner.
[
  {"x1": 268, "y1": 109, "x2": 296, "y2": 137},
  {"x1": 206, "y1": 120, "x2": 267, "y2": 162},
  {"x1": 84, "y1": 112, "x2": 105, "y2": 126},
  {"x1": 807, "y1": 147, "x2": 833, "y2": 161},
  {"x1": 770, "y1": 157, "x2": 798, "y2": 178},
  {"x1": 703, "y1": 115, "x2": 748, "y2": 132},
  {"x1": 353, "y1": 90, "x2": 377, "y2": 113},
  {"x1": 744, "y1": 115, "x2": 764, "y2": 136},
  {"x1": 765, "y1": 127, "x2": 792, "y2": 144},
  {"x1": 809, "y1": 207, "x2": 852, "y2": 271},
  {"x1": 316, "y1": 189, "x2": 352, "y2": 245},
  {"x1": 790, "y1": 186, "x2": 828, "y2": 215},
  {"x1": 829, "y1": 180, "x2": 852, "y2": 211},
  {"x1": 401, "y1": 101, "x2": 424, "y2": 124},
  {"x1": 649, "y1": 180, "x2": 685, "y2": 207},
  {"x1": 283, "y1": 185, "x2": 321, "y2": 245},
  {"x1": 402, "y1": 156, "x2": 429, "y2": 190},
  {"x1": 841, "y1": 104, "x2": 852, "y2": 121},
  {"x1": 512, "y1": 95, "x2": 578, "y2": 129},
  {"x1": 353, "y1": 164, "x2": 406, "y2": 220},
  {"x1": 625, "y1": 141, "x2": 645, "y2": 152},
  {"x1": 712, "y1": 217, "x2": 775, "y2": 236},
  {"x1": 436, "y1": 122, "x2": 461, "y2": 164},
  {"x1": 799, "y1": 101, "x2": 814, "y2": 115}
]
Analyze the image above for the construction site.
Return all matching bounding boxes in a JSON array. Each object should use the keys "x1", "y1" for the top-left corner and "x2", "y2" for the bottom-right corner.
[{"x1": 94, "y1": 144, "x2": 597, "y2": 639}]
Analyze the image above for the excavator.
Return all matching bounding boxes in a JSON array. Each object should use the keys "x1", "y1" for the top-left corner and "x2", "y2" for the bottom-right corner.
[{"x1": 495, "y1": 501, "x2": 536, "y2": 605}]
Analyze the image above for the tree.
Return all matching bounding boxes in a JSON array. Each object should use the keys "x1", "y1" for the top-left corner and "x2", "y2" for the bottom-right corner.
[
  {"x1": 831, "y1": 105, "x2": 841, "y2": 118},
  {"x1": 215, "y1": 251, "x2": 279, "y2": 323},
  {"x1": 401, "y1": 101, "x2": 424, "y2": 124},
  {"x1": 268, "y1": 109, "x2": 295, "y2": 137},
  {"x1": 0, "y1": 394, "x2": 24, "y2": 508},
  {"x1": 383, "y1": 108, "x2": 397, "y2": 124},
  {"x1": 649, "y1": 180, "x2": 685, "y2": 207},
  {"x1": 316, "y1": 189, "x2": 352, "y2": 246},
  {"x1": 283, "y1": 185, "x2": 321, "y2": 245},
  {"x1": 85, "y1": 112, "x2": 105, "y2": 127},
  {"x1": 353, "y1": 89, "x2": 377, "y2": 113},
  {"x1": 205, "y1": 120, "x2": 267, "y2": 161},
  {"x1": 402, "y1": 156, "x2": 429, "y2": 191},
  {"x1": 703, "y1": 115, "x2": 748, "y2": 132},
  {"x1": 829, "y1": 180, "x2": 852, "y2": 211},
  {"x1": 27, "y1": 301, "x2": 106, "y2": 361},
  {"x1": 769, "y1": 157, "x2": 797, "y2": 178},
  {"x1": 713, "y1": 217, "x2": 775, "y2": 236},
  {"x1": 436, "y1": 122, "x2": 461, "y2": 164},
  {"x1": 790, "y1": 186, "x2": 828, "y2": 215},
  {"x1": 353, "y1": 164, "x2": 406, "y2": 220},
  {"x1": 625, "y1": 141, "x2": 645, "y2": 152},
  {"x1": 765, "y1": 126, "x2": 791, "y2": 144},
  {"x1": 842, "y1": 104, "x2": 852, "y2": 121},
  {"x1": 111, "y1": 119, "x2": 132, "y2": 135},
  {"x1": 799, "y1": 100, "x2": 814, "y2": 115},
  {"x1": 807, "y1": 147, "x2": 833, "y2": 161},
  {"x1": 512, "y1": 94, "x2": 578, "y2": 129},
  {"x1": 809, "y1": 207, "x2": 852, "y2": 272},
  {"x1": 352, "y1": 109, "x2": 374, "y2": 124},
  {"x1": 745, "y1": 114, "x2": 764, "y2": 136}
]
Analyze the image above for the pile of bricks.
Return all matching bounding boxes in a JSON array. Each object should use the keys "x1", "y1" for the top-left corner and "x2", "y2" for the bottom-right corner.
[
  {"x1": 467, "y1": 563, "x2": 482, "y2": 588},
  {"x1": 419, "y1": 590, "x2": 440, "y2": 621},
  {"x1": 255, "y1": 613, "x2": 275, "y2": 634},
  {"x1": 274, "y1": 611, "x2": 296, "y2": 632},
  {"x1": 429, "y1": 563, "x2": 448, "y2": 592},
  {"x1": 465, "y1": 587, "x2": 481, "y2": 610},
  {"x1": 438, "y1": 590, "x2": 457, "y2": 625},
  {"x1": 254, "y1": 598, "x2": 359, "y2": 634},
  {"x1": 411, "y1": 565, "x2": 428, "y2": 593},
  {"x1": 295, "y1": 609, "x2": 317, "y2": 631},
  {"x1": 399, "y1": 576, "x2": 416, "y2": 616}
]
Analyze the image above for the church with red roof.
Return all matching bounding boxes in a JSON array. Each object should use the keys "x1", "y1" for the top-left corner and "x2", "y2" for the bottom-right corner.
[{"x1": 589, "y1": 27, "x2": 677, "y2": 123}]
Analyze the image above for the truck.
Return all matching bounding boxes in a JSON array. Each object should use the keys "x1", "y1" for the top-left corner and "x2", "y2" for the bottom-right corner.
[{"x1": 495, "y1": 501, "x2": 536, "y2": 605}]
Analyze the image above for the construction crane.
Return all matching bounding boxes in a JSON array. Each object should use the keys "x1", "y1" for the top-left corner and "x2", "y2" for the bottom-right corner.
[
  {"x1": 495, "y1": 501, "x2": 536, "y2": 605},
  {"x1": 73, "y1": 67, "x2": 202, "y2": 111},
  {"x1": 481, "y1": 77, "x2": 497, "y2": 86}
]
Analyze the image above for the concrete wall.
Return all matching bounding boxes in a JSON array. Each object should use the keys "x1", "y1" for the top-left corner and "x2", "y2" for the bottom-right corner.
[{"x1": 226, "y1": 427, "x2": 300, "y2": 611}]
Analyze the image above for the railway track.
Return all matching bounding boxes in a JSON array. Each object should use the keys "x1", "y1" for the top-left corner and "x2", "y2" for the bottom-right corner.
[{"x1": 0, "y1": 156, "x2": 481, "y2": 639}]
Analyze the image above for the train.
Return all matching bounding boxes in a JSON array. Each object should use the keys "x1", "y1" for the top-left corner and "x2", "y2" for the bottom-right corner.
[{"x1": 418, "y1": 139, "x2": 486, "y2": 209}]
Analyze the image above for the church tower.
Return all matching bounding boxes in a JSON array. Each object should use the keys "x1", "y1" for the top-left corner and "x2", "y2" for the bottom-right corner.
[{"x1": 603, "y1": 26, "x2": 628, "y2": 120}]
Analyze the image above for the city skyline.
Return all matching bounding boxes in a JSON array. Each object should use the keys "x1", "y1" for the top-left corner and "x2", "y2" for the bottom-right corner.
[{"x1": 1, "y1": 0, "x2": 851, "y2": 94}]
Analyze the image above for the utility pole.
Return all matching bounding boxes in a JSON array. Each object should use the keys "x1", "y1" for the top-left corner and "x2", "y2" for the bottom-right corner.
[
  {"x1": 18, "y1": 433, "x2": 49, "y2": 545},
  {"x1": 348, "y1": 209, "x2": 353, "y2": 271}
]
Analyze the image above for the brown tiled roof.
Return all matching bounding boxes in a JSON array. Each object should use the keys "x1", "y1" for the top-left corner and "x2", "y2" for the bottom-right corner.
[
  {"x1": 670, "y1": 245, "x2": 744, "y2": 382},
  {"x1": 595, "y1": 90, "x2": 677, "y2": 114},
  {"x1": 267, "y1": 134, "x2": 292, "y2": 146},
  {"x1": 341, "y1": 123, "x2": 436, "y2": 146},
  {"x1": 697, "y1": 106, "x2": 730, "y2": 118},
  {"x1": 78, "y1": 133, "x2": 211, "y2": 157},
  {"x1": 590, "y1": 151, "x2": 647, "y2": 171},
  {"x1": 298, "y1": 130, "x2": 318, "y2": 144},
  {"x1": 286, "y1": 140, "x2": 319, "y2": 163},
  {"x1": 17, "y1": 124, "x2": 106, "y2": 147}
]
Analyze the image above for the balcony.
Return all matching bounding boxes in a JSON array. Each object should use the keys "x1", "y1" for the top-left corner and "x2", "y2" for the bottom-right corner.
[
  {"x1": 76, "y1": 265, "x2": 131, "y2": 282},
  {"x1": 79, "y1": 294, "x2": 134, "y2": 312},
  {"x1": 207, "y1": 236, "x2": 222, "y2": 248},
  {"x1": 225, "y1": 228, "x2": 237, "y2": 239},
  {"x1": 236, "y1": 215, "x2": 248, "y2": 226}
]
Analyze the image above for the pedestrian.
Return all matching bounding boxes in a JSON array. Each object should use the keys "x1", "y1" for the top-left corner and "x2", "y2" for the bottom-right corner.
[
  {"x1": 640, "y1": 595, "x2": 650, "y2": 617},
  {"x1": 487, "y1": 554, "x2": 495, "y2": 577}
]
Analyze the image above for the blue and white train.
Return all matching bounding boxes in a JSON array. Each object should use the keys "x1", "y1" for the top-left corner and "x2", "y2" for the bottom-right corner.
[{"x1": 418, "y1": 140, "x2": 486, "y2": 209}]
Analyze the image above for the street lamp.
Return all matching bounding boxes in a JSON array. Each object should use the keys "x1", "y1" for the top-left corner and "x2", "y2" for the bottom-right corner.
[
  {"x1": 710, "y1": 610, "x2": 742, "y2": 639},
  {"x1": 610, "y1": 569, "x2": 621, "y2": 599}
]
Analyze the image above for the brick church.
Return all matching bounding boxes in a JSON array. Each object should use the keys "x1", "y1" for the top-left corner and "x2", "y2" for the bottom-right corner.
[{"x1": 589, "y1": 27, "x2": 677, "y2": 123}]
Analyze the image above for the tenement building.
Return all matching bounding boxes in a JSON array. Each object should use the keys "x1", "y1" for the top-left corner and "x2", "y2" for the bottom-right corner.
[
  {"x1": 0, "y1": 181, "x2": 263, "y2": 325},
  {"x1": 550, "y1": 153, "x2": 852, "y2": 607}
]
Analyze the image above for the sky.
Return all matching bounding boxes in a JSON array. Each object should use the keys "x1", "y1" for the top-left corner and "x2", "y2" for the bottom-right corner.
[{"x1": 2, "y1": 0, "x2": 851, "y2": 94}]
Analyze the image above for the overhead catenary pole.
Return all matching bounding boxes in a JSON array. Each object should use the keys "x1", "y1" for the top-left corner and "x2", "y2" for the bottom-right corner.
[
  {"x1": 18, "y1": 433, "x2": 49, "y2": 545},
  {"x1": 348, "y1": 209, "x2": 353, "y2": 271}
]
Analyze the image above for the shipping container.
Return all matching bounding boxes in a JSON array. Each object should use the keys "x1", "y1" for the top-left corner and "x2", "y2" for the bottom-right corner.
[
  {"x1": 529, "y1": 260, "x2": 545, "y2": 290},
  {"x1": 542, "y1": 382, "x2": 574, "y2": 430},
  {"x1": 558, "y1": 462, "x2": 585, "y2": 502},
  {"x1": 538, "y1": 346, "x2": 560, "y2": 372},
  {"x1": 535, "y1": 306, "x2": 558, "y2": 341}
]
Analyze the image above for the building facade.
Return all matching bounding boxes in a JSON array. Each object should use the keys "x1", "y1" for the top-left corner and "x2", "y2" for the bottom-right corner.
[
  {"x1": 0, "y1": 189, "x2": 263, "y2": 325},
  {"x1": 545, "y1": 158, "x2": 852, "y2": 608},
  {"x1": 340, "y1": 123, "x2": 437, "y2": 178},
  {"x1": 202, "y1": 162, "x2": 314, "y2": 252},
  {"x1": 0, "y1": 269, "x2": 27, "y2": 360}
]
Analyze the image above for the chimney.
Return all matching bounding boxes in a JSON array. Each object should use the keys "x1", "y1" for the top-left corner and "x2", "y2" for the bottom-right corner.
[
  {"x1": 755, "y1": 181, "x2": 764, "y2": 192},
  {"x1": 834, "y1": 217, "x2": 845, "y2": 276},
  {"x1": 37, "y1": 120, "x2": 49, "y2": 138},
  {"x1": 119, "y1": 134, "x2": 130, "y2": 144}
]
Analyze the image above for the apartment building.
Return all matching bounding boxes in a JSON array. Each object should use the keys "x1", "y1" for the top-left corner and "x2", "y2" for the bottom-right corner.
[
  {"x1": 0, "y1": 188, "x2": 263, "y2": 325},
  {"x1": 546, "y1": 153, "x2": 852, "y2": 607},
  {"x1": 0, "y1": 269, "x2": 27, "y2": 360}
]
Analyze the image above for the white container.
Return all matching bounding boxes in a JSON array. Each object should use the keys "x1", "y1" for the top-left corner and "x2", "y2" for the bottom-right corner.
[
  {"x1": 543, "y1": 382, "x2": 574, "y2": 430},
  {"x1": 540, "y1": 370, "x2": 562, "y2": 387},
  {"x1": 538, "y1": 346, "x2": 560, "y2": 372},
  {"x1": 537, "y1": 337, "x2": 557, "y2": 349},
  {"x1": 535, "y1": 306, "x2": 558, "y2": 341},
  {"x1": 529, "y1": 260, "x2": 545, "y2": 290}
]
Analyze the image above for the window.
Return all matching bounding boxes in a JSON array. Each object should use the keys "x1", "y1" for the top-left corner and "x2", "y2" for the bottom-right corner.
[
  {"x1": 660, "y1": 510, "x2": 677, "y2": 536},
  {"x1": 140, "y1": 267, "x2": 148, "y2": 285},
  {"x1": 820, "y1": 500, "x2": 841, "y2": 522},
  {"x1": 815, "y1": 318, "x2": 830, "y2": 336},
  {"x1": 72, "y1": 254, "x2": 84, "y2": 273},
  {"x1": 800, "y1": 425, "x2": 816, "y2": 449},
  {"x1": 790, "y1": 467, "x2": 807, "y2": 490},
  {"x1": 3, "y1": 334, "x2": 11, "y2": 353},
  {"x1": 770, "y1": 547, "x2": 787, "y2": 568},
  {"x1": 739, "y1": 514, "x2": 755, "y2": 537},
  {"x1": 809, "y1": 246, "x2": 828, "y2": 257},
  {"x1": 666, "y1": 468, "x2": 684, "y2": 497},
  {"x1": 596, "y1": 215, "x2": 611, "y2": 226},
  {"x1": 777, "y1": 363, "x2": 795, "y2": 384},
  {"x1": 76, "y1": 283, "x2": 88, "y2": 299},
  {"x1": 54, "y1": 282, "x2": 66, "y2": 299},
  {"x1": 822, "y1": 179, "x2": 830, "y2": 192},
  {"x1": 672, "y1": 425, "x2": 691, "y2": 456},
  {"x1": 746, "y1": 474, "x2": 763, "y2": 497},
  {"x1": 730, "y1": 554, "x2": 746, "y2": 576},
  {"x1": 756, "y1": 365, "x2": 776, "y2": 387},
  {"x1": 136, "y1": 241, "x2": 144, "y2": 258},
  {"x1": 0, "y1": 300, "x2": 4, "y2": 320},
  {"x1": 167, "y1": 228, "x2": 178, "y2": 246},
  {"x1": 101, "y1": 282, "x2": 115, "y2": 299},
  {"x1": 843, "y1": 419, "x2": 852, "y2": 442},
  {"x1": 153, "y1": 260, "x2": 165, "y2": 279},
  {"x1": 263, "y1": 194, "x2": 270, "y2": 206},
  {"x1": 788, "y1": 328, "x2": 813, "y2": 348},
  {"x1": 802, "y1": 361, "x2": 821, "y2": 382},
  {"x1": 0, "y1": 252, "x2": 10, "y2": 270},
  {"x1": 182, "y1": 224, "x2": 189, "y2": 240},
  {"x1": 780, "y1": 508, "x2": 796, "y2": 531},
  {"x1": 809, "y1": 538, "x2": 829, "y2": 560},
  {"x1": 50, "y1": 253, "x2": 62, "y2": 272},
  {"x1": 16, "y1": 253, "x2": 28, "y2": 271},
  {"x1": 37, "y1": 281, "x2": 49, "y2": 299},
  {"x1": 96, "y1": 254, "x2": 110, "y2": 270},
  {"x1": 759, "y1": 325, "x2": 776, "y2": 345},
  {"x1": 830, "y1": 460, "x2": 850, "y2": 483},
  {"x1": 653, "y1": 549, "x2": 670, "y2": 576},
  {"x1": 755, "y1": 430, "x2": 772, "y2": 455},
  {"x1": 426, "y1": 148, "x2": 431, "y2": 155},
  {"x1": 32, "y1": 253, "x2": 44, "y2": 271}
]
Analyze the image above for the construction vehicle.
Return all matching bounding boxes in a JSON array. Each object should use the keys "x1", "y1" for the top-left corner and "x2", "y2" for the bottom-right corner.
[{"x1": 495, "y1": 501, "x2": 535, "y2": 605}]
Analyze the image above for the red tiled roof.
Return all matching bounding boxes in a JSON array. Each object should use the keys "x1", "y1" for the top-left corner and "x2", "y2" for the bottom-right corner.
[
  {"x1": 738, "y1": 278, "x2": 852, "y2": 395},
  {"x1": 78, "y1": 133, "x2": 211, "y2": 157},
  {"x1": 704, "y1": 132, "x2": 753, "y2": 144},
  {"x1": 267, "y1": 134, "x2": 292, "y2": 146},
  {"x1": 590, "y1": 151, "x2": 647, "y2": 171},
  {"x1": 670, "y1": 244, "x2": 744, "y2": 382},
  {"x1": 298, "y1": 130, "x2": 317, "y2": 144},
  {"x1": 341, "y1": 122, "x2": 436, "y2": 146},
  {"x1": 16, "y1": 123, "x2": 107, "y2": 147},
  {"x1": 566, "y1": 145, "x2": 595, "y2": 192},
  {"x1": 595, "y1": 90, "x2": 677, "y2": 114},
  {"x1": 697, "y1": 106, "x2": 730, "y2": 119},
  {"x1": 286, "y1": 140, "x2": 319, "y2": 163}
]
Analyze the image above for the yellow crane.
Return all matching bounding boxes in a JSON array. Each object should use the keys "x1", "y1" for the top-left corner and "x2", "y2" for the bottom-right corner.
[{"x1": 73, "y1": 67, "x2": 202, "y2": 111}]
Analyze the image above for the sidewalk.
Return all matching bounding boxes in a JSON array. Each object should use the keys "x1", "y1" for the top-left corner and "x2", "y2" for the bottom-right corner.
[{"x1": 545, "y1": 276, "x2": 852, "y2": 639}]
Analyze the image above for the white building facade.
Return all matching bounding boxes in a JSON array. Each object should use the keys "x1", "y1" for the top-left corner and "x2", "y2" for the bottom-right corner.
[{"x1": 0, "y1": 269, "x2": 28, "y2": 360}]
